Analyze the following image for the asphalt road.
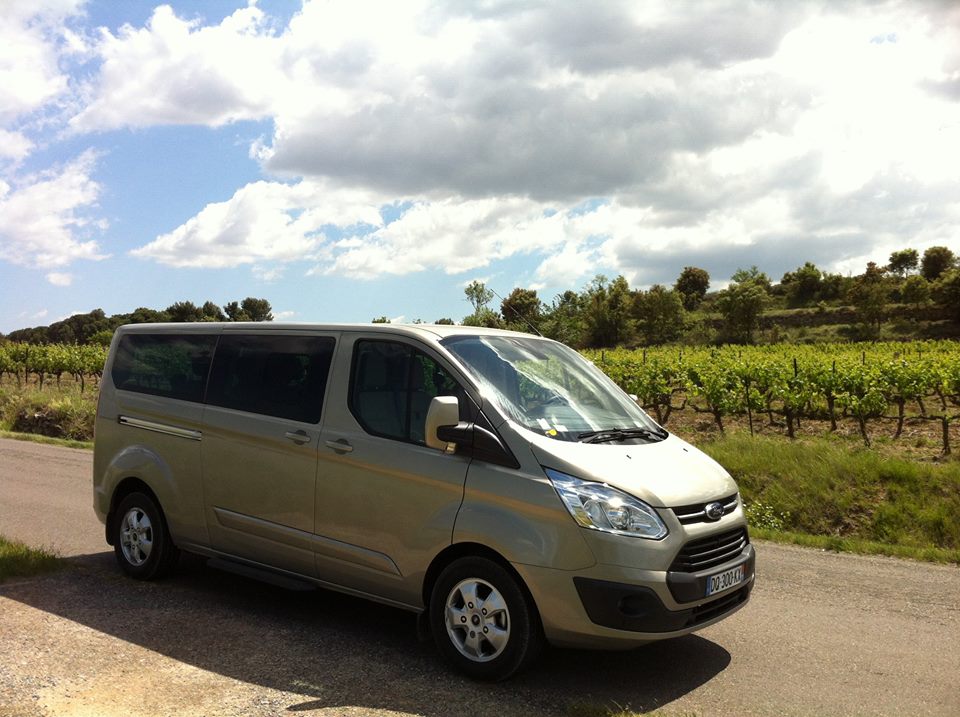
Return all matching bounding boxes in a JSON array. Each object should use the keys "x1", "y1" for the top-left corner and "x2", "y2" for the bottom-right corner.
[{"x1": 1, "y1": 436, "x2": 958, "y2": 716}]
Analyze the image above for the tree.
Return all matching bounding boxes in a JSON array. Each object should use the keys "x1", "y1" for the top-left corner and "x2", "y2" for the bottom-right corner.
[
  {"x1": 934, "y1": 269, "x2": 960, "y2": 320},
  {"x1": 901, "y1": 275, "x2": 931, "y2": 308},
  {"x1": 127, "y1": 307, "x2": 171, "y2": 324},
  {"x1": 674, "y1": 267, "x2": 710, "y2": 311},
  {"x1": 921, "y1": 246, "x2": 956, "y2": 281},
  {"x1": 223, "y1": 298, "x2": 273, "y2": 321},
  {"x1": 847, "y1": 262, "x2": 889, "y2": 331},
  {"x1": 634, "y1": 285, "x2": 685, "y2": 345},
  {"x1": 888, "y1": 248, "x2": 919, "y2": 277},
  {"x1": 462, "y1": 281, "x2": 503, "y2": 327},
  {"x1": 464, "y1": 281, "x2": 494, "y2": 314},
  {"x1": 201, "y1": 301, "x2": 226, "y2": 321},
  {"x1": 582, "y1": 275, "x2": 635, "y2": 348},
  {"x1": 780, "y1": 262, "x2": 823, "y2": 307},
  {"x1": 240, "y1": 297, "x2": 273, "y2": 322},
  {"x1": 223, "y1": 301, "x2": 247, "y2": 321},
  {"x1": 435, "y1": 318, "x2": 455, "y2": 325},
  {"x1": 462, "y1": 308, "x2": 504, "y2": 328},
  {"x1": 371, "y1": 316, "x2": 390, "y2": 323},
  {"x1": 500, "y1": 288, "x2": 542, "y2": 333},
  {"x1": 539, "y1": 290, "x2": 585, "y2": 347},
  {"x1": 166, "y1": 301, "x2": 204, "y2": 322},
  {"x1": 731, "y1": 266, "x2": 771, "y2": 291},
  {"x1": 715, "y1": 270, "x2": 769, "y2": 343}
]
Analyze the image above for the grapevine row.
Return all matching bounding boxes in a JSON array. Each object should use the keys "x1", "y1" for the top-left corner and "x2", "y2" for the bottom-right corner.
[
  {"x1": 0, "y1": 343, "x2": 107, "y2": 392},
  {"x1": 585, "y1": 341, "x2": 960, "y2": 454}
]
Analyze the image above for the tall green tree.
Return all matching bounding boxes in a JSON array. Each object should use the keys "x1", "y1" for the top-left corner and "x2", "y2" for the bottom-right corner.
[
  {"x1": 715, "y1": 269, "x2": 769, "y2": 344},
  {"x1": 780, "y1": 262, "x2": 823, "y2": 307},
  {"x1": 888, "y1": 248, "x2": 919, "y2": 277},
  {"x1": 464, "y1": 280, "x2": 494, "y2": 314},
  {"x1": 674, "y1": 266, "x2": 710, "y2": 310},
  {"x1": 901, "y1": 275, "x2": 931, "y2": 307},
  {"x1": 582, "y1": 275, "x2": 635, "y2": 348},
  {"x1": 634, "y1": 285, "x2": 685, "y2": 345},
  {"x1": 921, "y1": 246, "x2": 956, "y2": 281},
  {"x1": 201, "y1": 301, "x2": 226, "y2": 321},
  {"x1": 166, "y1": 301, "x2": 204, "y2": 322},
  {"x1": 848, "y1": 262, "x2": 889, "y2": 332},
  {"x1": 934, "y1": 269, "x2": 960, "y2": 319},
  {"x1": 539, "y1": 290, "x2": 585, "y2": 347},
  {"x1": 500, "y1": 288, "x2": 542, "y2": 333},
  {"x1": 462, "y1": 280, "x2": 502, "y2": 327}
]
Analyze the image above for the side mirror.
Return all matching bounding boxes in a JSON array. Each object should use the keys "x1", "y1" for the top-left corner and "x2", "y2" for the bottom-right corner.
[{"x1": 425, "y1": 396, "x2": 460, "y2": 452}]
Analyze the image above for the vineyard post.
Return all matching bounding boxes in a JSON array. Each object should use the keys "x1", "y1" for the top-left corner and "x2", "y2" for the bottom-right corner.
[{"x1": 745, "y1": 377, "x2": 754, "y2": 436}]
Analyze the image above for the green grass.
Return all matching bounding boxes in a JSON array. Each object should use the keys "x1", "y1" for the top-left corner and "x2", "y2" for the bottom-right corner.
[
  {"x1": 0, "y1": 535, "x2": 62, "y2": 582},
  {"x1": 0, "y1": 430, "x2": 92, "y2": 450},
  {"x1": 701, "y1": 434, "x2": 960, "y2": 562},
  {"x1": 751, "y1": 528, "x2": 960, "y2": 564},
  {"x1": 0, "y1": 383, "x2": 97, "y2": 441}
]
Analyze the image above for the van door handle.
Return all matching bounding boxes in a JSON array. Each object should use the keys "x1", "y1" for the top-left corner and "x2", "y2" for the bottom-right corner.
[
  {"x1": 325, "y1": 438, "x2": 354, "y2": 454},
  {"x1": 285, "y1": 430, "x2": 311, "y2": 445}
]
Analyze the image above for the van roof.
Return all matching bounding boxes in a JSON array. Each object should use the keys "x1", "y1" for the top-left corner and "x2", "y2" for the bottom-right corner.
[{"x1": 115, "y1": 322, "x2": 548, "y2": 342}]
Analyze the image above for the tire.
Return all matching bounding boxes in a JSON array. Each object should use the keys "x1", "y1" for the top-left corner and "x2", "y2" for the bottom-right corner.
[
  {"x1": 429, "y1": 556, "x2": 543, "y2": 681},
  {"x1": 112, "y1": 491, "x2": 179, "y2": 580}
]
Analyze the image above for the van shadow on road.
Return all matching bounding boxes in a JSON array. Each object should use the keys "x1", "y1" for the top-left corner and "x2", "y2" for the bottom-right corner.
[{"x1": 2, "y1": 553, "x2": 732, "y2": 715}]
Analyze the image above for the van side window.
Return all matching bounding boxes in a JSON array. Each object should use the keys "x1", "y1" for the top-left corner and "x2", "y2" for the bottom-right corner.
[
  {"x1": 206, "y1": 335, "x2": 335, "y2": 423},
  {"x1": 111, "y1": 334, "x2": 216, "y2": 402},
  {"x1": 350, "y1": 340, "x2": 464, "y2": 444}
]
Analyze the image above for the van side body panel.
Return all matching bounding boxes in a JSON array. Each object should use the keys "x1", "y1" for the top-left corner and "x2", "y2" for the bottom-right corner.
[
  {"x1": 313, "y1": 331, "x2": 472, "y2": 607},
  {"x1": 94, "y1": 369, "x2": 209, "y2": 547}
]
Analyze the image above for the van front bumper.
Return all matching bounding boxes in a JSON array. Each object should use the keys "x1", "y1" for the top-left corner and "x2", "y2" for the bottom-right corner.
[{"x1": 513, "y1": 544, "x2": 755, "y2": 649}]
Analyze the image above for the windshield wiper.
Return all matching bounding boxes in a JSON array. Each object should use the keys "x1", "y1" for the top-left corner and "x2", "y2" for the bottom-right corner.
[{"x1": 577, "y1": 427, "x2": 667, "y2": 444}]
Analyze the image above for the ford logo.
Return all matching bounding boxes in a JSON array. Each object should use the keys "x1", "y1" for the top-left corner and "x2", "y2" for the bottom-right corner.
[{"x1": 705, "y1": 502, "x2": 724, "y2": 521}]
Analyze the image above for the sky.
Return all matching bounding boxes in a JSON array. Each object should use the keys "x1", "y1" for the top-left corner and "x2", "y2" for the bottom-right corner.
[{"x1": 1, "y1": 0, "x2": 959, "y2": 333}]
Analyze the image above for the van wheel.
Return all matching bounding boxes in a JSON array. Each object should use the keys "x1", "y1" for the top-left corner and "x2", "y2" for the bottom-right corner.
[
  {"x1": 429, "y1": 556, "x2": 542, "y2": 681},
  {"x1": 112, "y1": 492, "x2": 179, "y2": 580}
]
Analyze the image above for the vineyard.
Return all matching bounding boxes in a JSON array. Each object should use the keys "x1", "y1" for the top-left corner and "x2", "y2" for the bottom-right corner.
[
  {"x1": 0, "y1": 343, "x2": 107, "y2": 392},
  {"x1": 584, "y1": 341, "x2": 960, "y2": 454},
  {"x1": 2, "y1": 340, "x2": 960, "y2": 454}
]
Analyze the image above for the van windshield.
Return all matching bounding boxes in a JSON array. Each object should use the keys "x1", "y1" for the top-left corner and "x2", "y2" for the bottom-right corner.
[{"x1": 442, "y1": 335, "x2": 665, "y2": 443}]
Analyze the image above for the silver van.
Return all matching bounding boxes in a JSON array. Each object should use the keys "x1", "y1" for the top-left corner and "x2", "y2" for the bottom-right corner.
[{"x1": 93, "y1": 323, "x2": 754, "y2": 679}]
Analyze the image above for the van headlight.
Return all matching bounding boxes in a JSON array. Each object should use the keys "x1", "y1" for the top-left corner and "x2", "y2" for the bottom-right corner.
[{"x1": 545, "y1": 468, "x2": 667, "y2": 539}]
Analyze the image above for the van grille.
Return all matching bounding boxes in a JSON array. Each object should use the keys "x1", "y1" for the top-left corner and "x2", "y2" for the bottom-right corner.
[
  {"x1": 671, "y1": 494, "x2": 738, "y2": 525},
  {"x1": 669, "y1": 528, "x2": 748, "y2": 573}
]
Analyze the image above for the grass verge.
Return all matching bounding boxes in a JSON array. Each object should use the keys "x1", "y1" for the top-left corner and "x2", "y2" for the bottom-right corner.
[
  {"x1": 0, "y1": 535, "x2": 62, "y2": 582},
  {"x1": 0, "y1": 430, "x2": 92, "y2": 450},
  {"x1": 751, "y1": 528, "x2": 960, "y2": 565},
  {"x1": 700, "y1": 433, "x2": 960, "y2": 564}
]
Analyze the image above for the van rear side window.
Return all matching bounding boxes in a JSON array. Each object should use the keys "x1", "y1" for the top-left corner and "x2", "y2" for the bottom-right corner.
[
  {"x1": 111, "y1": 334, "x2": 216, "y2": 402},
  {"x1": 206, "y1": 334, "x2": 335, "y2": 423}
]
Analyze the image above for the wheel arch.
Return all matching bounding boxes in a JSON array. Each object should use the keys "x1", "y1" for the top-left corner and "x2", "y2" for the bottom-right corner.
[
  {"x1": 106, "y1": 477, "x2": 164, "y2": 546},
  {"x1": 422, "y1": 542, "x2": 541, "y2": 624}
]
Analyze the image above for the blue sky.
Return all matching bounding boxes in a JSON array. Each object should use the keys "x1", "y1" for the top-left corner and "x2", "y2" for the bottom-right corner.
[{"x1": 1, "y1": 1, "x2": 959, "y2": 334}]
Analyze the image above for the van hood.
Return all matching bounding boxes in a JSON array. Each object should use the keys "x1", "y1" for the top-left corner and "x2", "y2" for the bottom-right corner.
[{"x1": 526, "y1": 431, "x2": 737, "y2": 508}]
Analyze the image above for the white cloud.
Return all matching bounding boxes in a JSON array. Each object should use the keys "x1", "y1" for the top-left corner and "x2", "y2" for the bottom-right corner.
[
  {"x1": 0, "y1": 0, "x2": 83, "y2": 124},
  {"x1": 132, "y1": 179, "x2": 383, "y2": 268},
  {"x1": 273, "y1": 310, "x2": 296, "y2": 320},
  {"x1": 0, "y1": 130, "x2": 35, "y2": 164},
  {"x1": 0, "y1": 150, "x2": 108, "y2": 269},
  {"x1": 46, "y1": 271, "x2": 73, "y2": 286},
  {"x1": 70, "y1": 4, "x2": 282, "y2": 131},
  {"x1": 59, "y1": 1, "x2": 960, "y2": 288}
]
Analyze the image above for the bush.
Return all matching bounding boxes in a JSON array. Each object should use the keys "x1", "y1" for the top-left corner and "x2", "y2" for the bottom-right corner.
[{"x1": 1, "y1": 388, "x2": 96, "y2": 441}]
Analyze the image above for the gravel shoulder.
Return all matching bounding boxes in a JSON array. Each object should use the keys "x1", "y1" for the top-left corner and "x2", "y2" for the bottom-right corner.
[{"x1": 1, "y1": 438, "x2": 959, "y2": 716}]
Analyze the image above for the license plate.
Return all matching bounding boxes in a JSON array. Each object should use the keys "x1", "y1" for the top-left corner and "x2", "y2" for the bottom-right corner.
[{"x1": 706, "y1": 564, "x2": 744, "y2": 596}]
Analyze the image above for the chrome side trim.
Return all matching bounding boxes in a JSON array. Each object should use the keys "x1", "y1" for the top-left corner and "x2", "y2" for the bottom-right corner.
[{"x1": 118, "y1": 415, "x2": 202, "y2": 441}]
